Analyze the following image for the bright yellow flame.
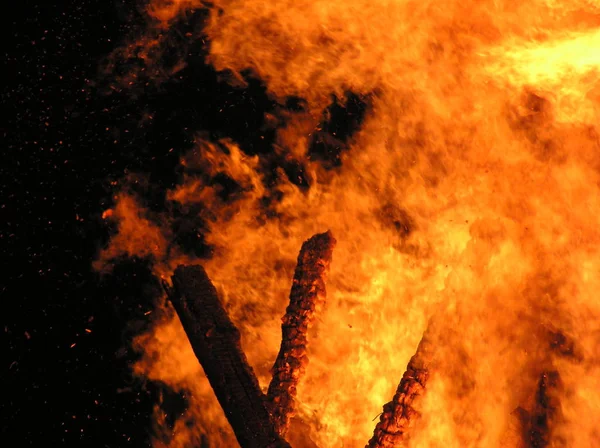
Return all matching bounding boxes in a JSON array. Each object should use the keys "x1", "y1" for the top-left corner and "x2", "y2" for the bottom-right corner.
[{"x1": 480, "y1": 28, "x2": 600, "y2": 123}]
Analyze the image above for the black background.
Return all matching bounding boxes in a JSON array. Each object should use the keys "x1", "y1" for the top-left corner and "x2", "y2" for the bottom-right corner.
[
  {"x1": 3, "y1": 1, "x2": 365, "y2": 445},
  {"x1": 5, "y1": 1, "x2": 179, "y2": 445}
]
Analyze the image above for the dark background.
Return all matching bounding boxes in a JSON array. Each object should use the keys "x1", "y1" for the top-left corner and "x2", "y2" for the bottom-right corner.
[
  {"x1": 3, "y1": 1, "x2": 365, "y2": 446},
  {"x1": 4, "y1": 1, "x2": 180, "y2": 445},
  {"x1": 3, "y1": 1, "x2": 256, "y2": 445}
]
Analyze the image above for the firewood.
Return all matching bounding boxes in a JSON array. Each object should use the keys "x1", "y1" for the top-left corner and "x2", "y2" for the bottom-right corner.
[
  {"x1": 513, "y1": 329, "x2": 572, "y2": 448},
  {"x1": 165, "y1": 265, "x2": 290, "y2": 448},
  {"x1": 526, "y1": 370, "x2": 563, "y2": 448},
  {"x1": 522, "y1": 328, "x2": 572, "y2": 448},
  {"x1": 366, "y1": 330, "x2": 434, "y2": 448},
  {"x1": 267, "y1": 230, "x2": 336, "y2": 435}
]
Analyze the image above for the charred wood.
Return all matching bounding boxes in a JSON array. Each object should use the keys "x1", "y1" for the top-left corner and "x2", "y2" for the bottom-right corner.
[
  {"x1": 267, "y1": 230, "x2": 336, "y2": 436},
  {"x1": 513, "y1": 328, "x2": 572, "y2": 447},
  {"x1": 366, "y1": 329, "x2": 434, "y2": 448},
  {"x1": 165, "y1": 265, "x2": 290, "y2": 448},
  {"x1": 526, "y1": 370, "x2": 563, "y2": 448},
  {"x1": 522, "y1": 328, "x2": 572, "y2": 447}
]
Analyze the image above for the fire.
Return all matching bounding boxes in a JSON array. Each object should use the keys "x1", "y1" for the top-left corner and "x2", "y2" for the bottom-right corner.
[
  {"x1": 95, "y1": 195, "x2": 169, "y2": 271},
  {"x1": 97, "y1": 0, "x2": 600, "y2": 447}
]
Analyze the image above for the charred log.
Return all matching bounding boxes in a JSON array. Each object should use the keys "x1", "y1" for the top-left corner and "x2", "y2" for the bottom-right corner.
[
  {"x1": 523, "y1": 328, "x2": 572, "y2": 447},
  {"x1": 267, "y1": 230, "x2": 336, "y2": 436},
  {"x1": 526, "y1": 370, "x2": 563, "y2": 448},
  {"x1": 165, "y1": 265, "x2": 290, "y2": 448},
  {"x1": 366, "y1": 331, "x2": 434, "y2": 448},
  {"x1": 512, "y1": 328, "x2": 573, "y2": 448}
]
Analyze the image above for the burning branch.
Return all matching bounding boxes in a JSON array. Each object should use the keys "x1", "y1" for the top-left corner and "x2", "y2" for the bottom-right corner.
[
  {"x1": 366, "y1": 328, "x2": 434, "y2": 448},
  {"x1": 513, "y1": 329, "x2": 572, "y2": 448},
  {"x1": 163, "y1": 231, "x2": 335, "y2": 446},
  {"x1": 526, "y1": 370, "x2": 563, "y2": 448},
  {"x1": 165, "y1": 265, "x2": 290, "y2": 448},
  {"x1": 520, "y1": 329, "x2": 571, "y2": 448},
  {"x1": 267, "y1": 230, "x2": 337, "y2": 435}
]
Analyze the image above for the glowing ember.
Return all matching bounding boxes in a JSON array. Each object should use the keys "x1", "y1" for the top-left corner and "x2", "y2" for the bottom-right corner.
[{"x1": 97, "y1": 0, "x2": 600, "y2": 446}]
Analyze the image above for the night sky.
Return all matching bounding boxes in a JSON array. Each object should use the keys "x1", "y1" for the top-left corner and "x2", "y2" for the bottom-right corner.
[{"x1": 4, "y1": 1, "x2": 365, "y2": 446}]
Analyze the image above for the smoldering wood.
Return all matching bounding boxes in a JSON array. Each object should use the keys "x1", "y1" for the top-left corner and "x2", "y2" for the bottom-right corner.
[
  {"x1": 514, "y1": 329, "x2": 572, "y2": 448},
  {"x1": 522, "y1": 328, "x2": 572, "y2": 448},
  {"x1": 165, "y1": 265, "x2": 290, "y2": 448},
  {"x1": 523, "y1": 329, "x2": 571, "y2": 448},
  {"x1": 366, "y1": 331, "x2": 434, "y2": 448},
  {"x1": 267, "y1": 230, "x2": 336, "y2": 436},
  {"x1": 526, "y1": 370, "x2": 563, "y2": 448}
]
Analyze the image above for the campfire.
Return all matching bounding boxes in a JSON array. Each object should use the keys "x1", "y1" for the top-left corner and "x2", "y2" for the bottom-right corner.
[
  {"x1": 96, "y1": 0, "x2": 600, "y2": 447},
  {"x1": 154, "y1": 233, "x2": 579, "y2": 448}
]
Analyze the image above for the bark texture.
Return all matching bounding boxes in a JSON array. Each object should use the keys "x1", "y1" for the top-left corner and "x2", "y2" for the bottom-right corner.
[
  {"x1": 526, "y1": 370, "x2": 562, "y2": 448},
  {"x1": 267, "y1": 230, "x2": 336, "y2": 436},
  {"x1": 166, "y1": 265, "x2": 290, "y2": 448},
  {"x1": 366, "y1": 332, "x2": 434, "y2": 448}
]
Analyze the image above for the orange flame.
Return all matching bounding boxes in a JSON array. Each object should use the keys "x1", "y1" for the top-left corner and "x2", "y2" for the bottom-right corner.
[
  {"x1": 95, "y1": 195, "x2": 169, "y2": 271},
  {"x1": 98, "y1": 0, "x2": 600, "y2": 446}
]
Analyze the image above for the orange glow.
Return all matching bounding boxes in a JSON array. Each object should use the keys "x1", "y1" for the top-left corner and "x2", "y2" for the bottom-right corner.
[
  {"x1": 94, "y1": 195, "x2": 169, "y2": 272},
  {"x1": 98, "y1": 0, "x2": 600, "y2": 446},
  {"x1": 146, "y1": 0, "x2": 203, "y2": 24}
]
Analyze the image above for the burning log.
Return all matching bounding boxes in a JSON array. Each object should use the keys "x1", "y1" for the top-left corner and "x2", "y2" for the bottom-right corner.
[
  {"x1": 521, "y1": 329, "x2": 573, "y2": 447},
  {"x1": 513, "y1": 329, "x2": 572, "y2": 447},
  {"x1": 165, "y1": 265, "x2": 290, "y2": 448},
  {"x1": 267, "y1": 230, "x2": 336, "y2": 435},
  {"x1": 366, "y1": 330, "x2": 434, "y2": 448},
  {"x1": 520, "y1": 330, "x2": 570, "y2": 448},
  {"x1": 525, "y1": 370, "x2": 563, "y2": 448}
]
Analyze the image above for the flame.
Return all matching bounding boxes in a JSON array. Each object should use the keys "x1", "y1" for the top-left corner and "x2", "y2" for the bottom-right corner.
[
  {"x1": 95, "y1": 195, "x2": 169, "y2": 271},
  {"x1": 97, "y1": 0, "x2": 600, "y2": 446},
  {"x1": 147, "y1": 0, "x2": 203, "y2": 24}
]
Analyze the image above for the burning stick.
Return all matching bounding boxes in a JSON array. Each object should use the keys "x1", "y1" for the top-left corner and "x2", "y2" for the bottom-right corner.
[
  {"x1": 513, "y1": 329, "x2": 572, "y2": 448},
  {"x1": 366, "y1": 329, "x2": 434, "y2": 448},
  {"x1": 526, "y1": 370, "x2": 562, "y2": 448},
  {"x1": 522, "y1": 330, "x2": 570, "y2": 448},
  {"x1": 267, "y1": 230, "x2": 336, "y2": 435},
  {"x1": 165, "y1": 265, "x2": 290, "y2": 448}
]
